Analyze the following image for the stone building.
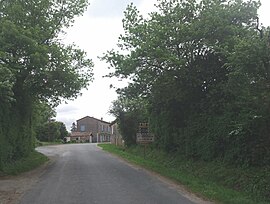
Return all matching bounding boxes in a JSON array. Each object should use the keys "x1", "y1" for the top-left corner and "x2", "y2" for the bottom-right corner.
[
  {"x1": 110, "y1": 120, "x2": 123, "y2": 146},
  {"x1": 70, "y1": 116, "x2": 111, "y2": 143}
]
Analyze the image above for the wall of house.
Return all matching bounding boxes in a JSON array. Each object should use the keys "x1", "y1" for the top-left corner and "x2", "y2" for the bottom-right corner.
[
  {"x1": 76, "y1": 116, "x2": 112, "y2": 143},
  {"x1": 110, "y1": 123, "x2": 123, "y2": 146},
  {"x1": 97, "y1": 121, "x2": 111, "y2": 142},
  {"x1": 77, "y1": 117, "x2": 97, "y2": 132}
]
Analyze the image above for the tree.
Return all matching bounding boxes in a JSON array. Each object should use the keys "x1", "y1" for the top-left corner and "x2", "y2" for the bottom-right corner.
[
  {"x1": 32, "y1": 101, "x2": 56, "y2": 142},
  {"x1": 59, "y1": 122, "x2": 68, "y2": 140},
  {"x1": 103, "y1": 0, "x2": 270, "y2": 166},
  {"x1": 36, "y1": 121, "x2": 68, "y2": 142},
  {"x1": 0, "y1": 0, "x2": 93, "y2": 105},
  {"x1": 109, "y1": 95, "x2": 148, "y2": 146},
  {"x1": 0, "y1": 0, "x2": 93, "y2": 168},
  {"x1": 71, "y1": 122, "x2": 77, "y2": 132}
]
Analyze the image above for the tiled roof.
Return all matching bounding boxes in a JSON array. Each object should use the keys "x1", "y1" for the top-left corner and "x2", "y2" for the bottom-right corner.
[
  {"x1": 110, "y1": 119, "x2": 118, "y2": 126},
  {"x1": 76, "y1": 116, "x2": 111, "y2": 124},
  {"x1": 70, "y1": 131, "x2": 91, "y2": 137}
]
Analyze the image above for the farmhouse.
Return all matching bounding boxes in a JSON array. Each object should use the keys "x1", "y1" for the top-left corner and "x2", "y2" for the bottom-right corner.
[{"x1": 70, "y1": 116, "x2": 111, "y2": 143}]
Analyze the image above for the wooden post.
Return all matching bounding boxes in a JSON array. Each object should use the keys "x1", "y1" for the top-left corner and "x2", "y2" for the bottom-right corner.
[{"x1": 144, "y1": 144, "x2": 146, "y2": 159}]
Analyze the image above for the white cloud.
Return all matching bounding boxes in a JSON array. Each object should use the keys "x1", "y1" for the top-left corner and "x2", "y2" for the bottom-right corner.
[
  {"x1": 63, "y1": 16, "x2": 123, "y2": 56},
  {"x1": 87, "y1": 0, "x2": 143, "y2": 18},
  {"x1": 259, "y1": 0, "x2": 270, "y2": 26},
  {"x1": 56, "y1": 104, "x2": 80, "y2": 114},
  {"x1": 138, "y1": 0, "x2": 157, "y2": 17}
]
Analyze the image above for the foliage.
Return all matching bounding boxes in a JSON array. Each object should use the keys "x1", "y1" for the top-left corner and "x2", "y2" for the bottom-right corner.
[
  {"x1": 109, "y1": 96, "x2": 148, "y2": 146},
  {"x1": 36, "y1": 121, "x2": 68, "y2": 142},
  {"x1": 71, "y1": 122, "x2": 77, "y2": 132},
  {"x1": 103, "y1": 0, "x2": 270, "y2": 166},
  {"x1": 0, "y1": 0, "x2": 93, "y2": 105},
  {"x1": 32, "y1": 101, "x2": 56, "y2": 134},
  {"x1": 0, "y1": 150, "x2": 48, "y2": 176},
  {"x1": 0, "y1": 0, "x2": 93, "y2": 169}
]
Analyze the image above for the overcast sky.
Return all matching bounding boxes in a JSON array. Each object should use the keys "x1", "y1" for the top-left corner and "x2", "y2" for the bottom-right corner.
[{"x1": 55, "y1": 0, "x2": 270, "y2": 130}]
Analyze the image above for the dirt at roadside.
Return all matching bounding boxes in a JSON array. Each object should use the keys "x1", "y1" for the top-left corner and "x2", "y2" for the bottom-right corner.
[{"x1": 0, "y1": 161, "x2": 51, "y2": 204}]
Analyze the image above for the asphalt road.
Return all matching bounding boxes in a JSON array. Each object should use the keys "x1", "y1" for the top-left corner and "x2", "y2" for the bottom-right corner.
[{"x1": 19, "y1": 144, "x2": 202, "y2": 204}]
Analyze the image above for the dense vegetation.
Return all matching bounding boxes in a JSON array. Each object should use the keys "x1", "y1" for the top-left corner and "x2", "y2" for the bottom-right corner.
[
  {"x1": 104, "y1": 0, "x2": 270, "y2": 167},
  {"x1": 33, "y1": 102, "x2": 68, "y2": 143},
  {"x1": 0, "y1": 0, "x2": 93, "y2": 170},
  {"x1": 1, "y1": 151, "x2": 48, "y2": 175},
  {"x1": 36, "y1": 121, "x2": 68, "y2": 142}
]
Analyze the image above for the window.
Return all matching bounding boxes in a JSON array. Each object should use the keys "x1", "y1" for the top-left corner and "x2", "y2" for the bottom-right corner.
[{"x1": 80, "y1": 125, "x2": 86, "y2": 132}]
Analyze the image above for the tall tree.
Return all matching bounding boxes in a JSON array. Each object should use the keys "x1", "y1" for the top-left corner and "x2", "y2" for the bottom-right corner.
[
  {"x1": 0, "y1": 0, "x2": 93, "y2": 168},
  {"x1": 103, "y1": 0, "x2": 270, "y2": 166},
  {"x1": 71, "y1": 122, "x2": 77, "y2": 132},
  {"x1": 109, "y1": 95, "x2": 148, "y2": 146}
]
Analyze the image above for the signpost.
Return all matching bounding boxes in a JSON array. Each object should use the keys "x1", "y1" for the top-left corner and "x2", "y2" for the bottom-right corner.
[{"x1": 136, "y1": 123, "x2": 154, "y2": 158}]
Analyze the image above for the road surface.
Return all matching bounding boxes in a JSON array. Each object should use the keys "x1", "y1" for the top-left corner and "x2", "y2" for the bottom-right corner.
[{"x1": 19, "y1": 144, "x2": 206, "y2": 204}]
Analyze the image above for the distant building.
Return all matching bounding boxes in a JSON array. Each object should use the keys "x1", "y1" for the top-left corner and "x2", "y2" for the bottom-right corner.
[{"x1": 70, "y1": 116, "x2": 111, "y2": 143}]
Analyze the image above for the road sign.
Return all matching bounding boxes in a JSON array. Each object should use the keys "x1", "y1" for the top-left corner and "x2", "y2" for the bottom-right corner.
[
  {"x1": 136, "y1": 123, "x2": 154, "y2": 144},
  {"x1": 136, "y1": 133, "x2": 154, "y2": 143}
]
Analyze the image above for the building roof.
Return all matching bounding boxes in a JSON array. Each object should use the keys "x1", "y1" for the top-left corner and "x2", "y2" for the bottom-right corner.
[
  {"x1": 77, "y1": 116, "x2": 111, "y2": 124},
  {"x1": 110, "y1": 119, "x2": 118, "y2": 126},
  {"x1": 70, "y1": 131, "x2": 92, "y2": 137}
]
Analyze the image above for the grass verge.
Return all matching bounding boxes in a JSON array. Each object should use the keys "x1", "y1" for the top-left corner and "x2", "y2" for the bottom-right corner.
[
  {"x1": 0, "y1": 151, "x2": 48, "y2": 176},
  {"x1": 98, "y1": 144, "x2": 270, "y2": 204},
  {"x1": 35, "y1": 139, "x2": 64, "y2": 147}
]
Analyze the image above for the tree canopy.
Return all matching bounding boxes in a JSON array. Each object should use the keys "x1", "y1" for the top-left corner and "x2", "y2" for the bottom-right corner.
[
  {"x1": 0, "y1": 0, "x2": 93, "y2": 105},
  {"x1": 104, "y1": 0, "x2": 270, "y2": 166},
  {"x1": 0, "y1": 0, "x2": 93, "y2": 168}
]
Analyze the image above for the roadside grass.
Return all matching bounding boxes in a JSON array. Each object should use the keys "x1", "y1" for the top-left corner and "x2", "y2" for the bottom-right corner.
[
  {"x1": 35, "y1": 139, "x2": 63, "y2": 147},
  {"x1": 0, "y1": 151, "x2": 48, "y2": 176},
  {"x1": 98, "y1": 144, "x2": 270, "y2": 204}
]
